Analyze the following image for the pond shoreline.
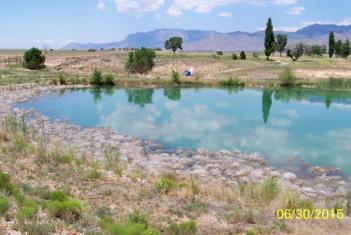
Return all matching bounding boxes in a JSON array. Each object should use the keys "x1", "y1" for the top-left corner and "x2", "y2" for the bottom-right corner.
[{"x1": 0, "y1": 83, "x2": 350, "y2": 202}]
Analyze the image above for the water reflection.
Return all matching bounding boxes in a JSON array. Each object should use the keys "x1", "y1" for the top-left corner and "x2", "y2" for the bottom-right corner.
[
  {"x1": 164, "y1": 87, "x2": 181, "y2": 101},
  {"x1": 126, "y1": 89, "x2": 154, "y2": 107},
  {"x1": 262, "y1": 89, "x2": 273, "y2": 123}
]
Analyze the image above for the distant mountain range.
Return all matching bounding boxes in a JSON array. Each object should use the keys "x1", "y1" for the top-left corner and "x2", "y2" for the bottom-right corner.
[{"x1": 61, "y1": 24, "x2": 351, "y2": 51}]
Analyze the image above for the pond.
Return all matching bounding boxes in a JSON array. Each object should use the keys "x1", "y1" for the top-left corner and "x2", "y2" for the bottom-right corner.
[{"x1": 16, "y1": 87, "x2": 351, "y2": 175}]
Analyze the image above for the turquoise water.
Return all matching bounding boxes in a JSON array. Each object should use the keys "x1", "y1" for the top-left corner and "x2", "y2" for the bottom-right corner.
[{"x1": 17, "y1": 87, "x2": 351, "y2": 174}]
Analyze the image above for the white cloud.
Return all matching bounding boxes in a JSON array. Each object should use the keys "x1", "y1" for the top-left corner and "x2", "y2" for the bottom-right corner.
[
  {"x1": 338, "y1": 18, "x2": 351, "y2": 26},
  {"x1": 97, "y1": 0, "x2": 106, "y2": 11},
  {"x1": 219, "y1": 12, "x2": 233, "y2": 17},
  {"x1": 286, "y1": 6, "x2": 305, "y2": 15},
  {"x1": 167, "y1": 0, "x2": 297, "y2": 16},
  {"x1": 114, "y1": 0, "x2": 164, "y2": 14}
]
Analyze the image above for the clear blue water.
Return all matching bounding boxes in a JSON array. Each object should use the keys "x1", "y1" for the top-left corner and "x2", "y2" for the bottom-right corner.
[{"x1": 16, "y1": 87, "x2": 351, "y2": 175}]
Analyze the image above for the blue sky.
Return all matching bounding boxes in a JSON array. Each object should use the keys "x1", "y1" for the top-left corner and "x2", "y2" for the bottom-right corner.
[{"x1": 0, "y1": 0, "x2": 350, "y2": 49}]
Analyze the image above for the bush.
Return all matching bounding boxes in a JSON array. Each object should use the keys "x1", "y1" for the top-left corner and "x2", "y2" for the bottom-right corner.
[
  {"x1": 166, "y1": 220, "x2": 197, "y2": 235},
  {"x1": 104, "y1": 147, "x2": 125, "y2": 176},
  {"x1": 0, "y1": 196, "x2": 10, "y2": 216},
  {"x1": 125, "y1": 48, "x2": 156, "y2": 74},
  {"x1": 281, "y1": 190, "x2": 314, "y2": 212},
  {"x1": 216, "y1": 51, "x2": 223, "y2": 56},
  {"x1": 58, "y1": 74, "x2": 67, "y2": 85},
  {"x1": 253, "y1": 52, "x2": 259, "y2": 58},
  {"x1": 287, "y1": 43, "x2": 304, "y2": 61},
  {"x1": 128, "y1": 210, "x2": 148, "y2": 226},
  {"x1": 57, "y1": 153, "x2": 73, "y2": 164},
  {"x1": 141, "y1": 228, "x2": 160, "y2": 235},
  {"x1": 232, "y1": 53, "x2": 238, "y2": 60},
  {"x1": 155, "y1": 175, "x2": 176, "y2": 194},
  {"x1": 49, "y1": 190, "x2": 69, "y2": 202},
  {"x1": 90, "y1": 69, "x2": 104, "y2": 86},
  {"x1": 260, "y1": 177, "x2": 280, "y2": 202},
  {"x1": 48, "y1": 200, "x2": 82, "y2": 222},
  {"x1": 22, "y1": 222, "x2": 55, "y2": 235},
  {"x1": 16, "y1": 199, "x2": 39, "y2": 223},
  {"x1": 23, "y1": 48, "x2": 46, "y2": 70},
  {"x1": 240, "y1": 51, "x2": 246, "y2": 60},
  {"x1": 0, "y1": 171, "x2": 14, "y2": 195},
  {"x1": 88, "y1": 49, "x2": 97, "y2": 52},
  {"x1": 104, "y1": 74, "x2": 115, "y2": 86},
  {"x1": 346, "y1": 192, "x2": 351, "y2": 216},
  {"x1": 171, "y1": 70, "x2": 180, "y2": 84},
  {"x1": 279, "y1": 67, "x2": 297, "y2": 87}
]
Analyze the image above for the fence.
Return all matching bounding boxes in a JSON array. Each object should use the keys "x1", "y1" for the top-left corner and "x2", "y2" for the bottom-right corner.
[{"x1": 2, "y1": 56, "x2": 22, "y2": 64}]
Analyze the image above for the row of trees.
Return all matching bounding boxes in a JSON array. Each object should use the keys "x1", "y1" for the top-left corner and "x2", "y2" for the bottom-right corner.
[{"x1": 329, "y1": 32, "x2": 351, "y2": 58}]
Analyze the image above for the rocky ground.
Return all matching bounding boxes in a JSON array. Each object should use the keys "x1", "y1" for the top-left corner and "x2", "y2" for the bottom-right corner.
[{"x1": 0, "y1": 83, "x2": 351, "y2": 234}]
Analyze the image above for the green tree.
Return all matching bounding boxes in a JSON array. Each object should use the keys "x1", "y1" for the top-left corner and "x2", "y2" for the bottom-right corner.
[
  {"x1": 341, "y1": 40, "x2": 351, "y2": 58},
  {"x1": 287, "y1": 43, "x2": 305, "y2": 61},
  {"x1": 264, "y1": 17, "x2": 275, "y2": 60},
  {"x1": 335, "y1": 40, "x2": 342, "y2": 57},
  {"x1": 312, "y1": 45, "x2": 323, "y2": 57},
  {"x1": 262, "y1": 89, "x2": 273, "y2": 123},
  {"x1": 125, "y1": 48, "x2": 156, "y2": 74},
  {"x1": 165, "y1": 37, "x2": 183, "y2": 54},
  {"x1": 23, "y1": 47, "x2": 46, "y2": 70},
  {"x1": 276, "y1": 34, "x2": 288, "y2": 56},
  {"x1": 328, "y1": 32, "x2": 335, "y2": 58}
]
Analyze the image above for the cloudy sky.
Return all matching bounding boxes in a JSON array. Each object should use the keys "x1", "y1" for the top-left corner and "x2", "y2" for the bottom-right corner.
[{"x1": 0, "y1": 0, "x2": 351, "y2": 48}]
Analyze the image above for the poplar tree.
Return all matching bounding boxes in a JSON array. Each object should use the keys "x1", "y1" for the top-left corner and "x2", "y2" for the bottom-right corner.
[
  {"x1": 328, "y1": 32, "x2": 335, "y2": 58},
  {"x1": 264, "y1": 18, "x2": 275, "y2": 60}
]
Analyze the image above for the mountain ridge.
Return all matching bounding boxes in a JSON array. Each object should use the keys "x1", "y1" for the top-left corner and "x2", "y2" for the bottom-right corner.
[{"x1": 61, "y1": 24, "x2": 351, "y2": 51}]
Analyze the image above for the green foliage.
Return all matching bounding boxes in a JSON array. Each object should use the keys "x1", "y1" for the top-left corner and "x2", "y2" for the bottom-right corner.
[
  {"x1": 279, "y1": 67, "x2": 297, "y2": 87},
  {"x1": 246, "y1": 229, "x2": 256, "y2": 235},
  {"x1": 341, "y1": 39, "x2": 351, "y2": 58},
  {"x1": 274, "y1": 221, "x2": 287, "y2": 231},
  {"x1": 128, "y1": 210, "x2": 148, "y2": 226},
  {"x1": 219, "y1": 78, "x2": 239, "y2": 87},
  {"x1": 155, "y1": 175, "x2": 176, "y2": 194},
  {"x1": 16, "y1": 199, "x2": 39, "y2": 223},
  {"x1": 216, "y1": 51, "x2": 223, "y2": 56},
  {"x1": 318, "y1": 77, "x2": 351, "y2": 89},
  {"x1": 0, "y1": 196, "x2": 10, "y2": 216},
  {"x1": 232, "y1": 53, "x2": 238, "y2": 60},
  {"x1": 164, "y1": 87, "x2": 181, "y2": 101},
  {"x1": 49, "y1": 190, "x2": 69, "y2": 202},
  {"x1": 166, "y1": 220, "x2": 197, "y2": 235},
  {"x1": 262, "y1": 89, "x2": 273, "y2": 123},
  {"x1": 165, "y1": 37, "x2": 183, "y2": 53},
  {"x1": 88, "y1": 49, "x2": 97, "y2": 52},
  {"x1": 346, "y1": 192, "x2": 351, "y2": 216},
  {"x1": 105, "y1": 147, "x2": 125, "y2": 176},
  {"x1": 22, "y1": 222, "x2": 55, "y2": 235},
  {"x1": 126, "y1": 89, "x2": 154, "y2": 107},
  {"x1": 90, "y1": 69, "x2": 104, "y2": 86},
  {"x1": 240, "y1": 51, "x2": 246, "y2": 60},
  {"x1": 59, "y1": 74, "x2": 67, "y2": 85},
  {"x1": 329, "y1": 32, "x2": 335, "y2": 58},
  {"x1": 23, "y1": 48, "x2": 46, "y2": 70},
  {"x1": 57, "y1": 153, "x2": 73, "y2": 164},
  {"x1": 311, "y1": 45, "x2": 323, "y2": 57},
  {"x1": 141, "y1": 228, "x2": 160, "y2": 235},
  {"x1": 276, "y1": 34, "x2": 288, "y2": 56},
  {"x1": 171, "y1": 70, "x2": 180, "y2": 84},
  {"x1": 0, "y1": 171, "x2": 14, "y2": 195},
  {"x1": 335, "y1": 40, "x2": 342, "y2": 56},
  {"x1": 125, "y1": 48, "x2": 156, "y2": 74},
  {"x1": 87, "y1": 167, "x2": 102, "y2": 180},
  {"x1": 260, "y1": 177, "x2": 280, "y2": 202},
  {"x1": 104, "y1": 74, "x2": 115, "y2": 86},
  {"x1": 48, "y1": 199, "x2": 82, "y2": 222},
  {"x1": 264, "y1": 17, "x2": 275, "y2": 59},
  {"x1": 100, "y1": 216, "x2": 159, "y2": 235}
]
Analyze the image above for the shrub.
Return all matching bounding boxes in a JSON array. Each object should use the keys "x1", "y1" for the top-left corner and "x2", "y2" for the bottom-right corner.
[
  {"x1": 246, "y1": 229, "x2": 256, "y2": 235},
  {"x1": 219, "y1": 78, "x2": 239, "y2": 87},
  {"x1": 57, "y1": 153, "x2": 73, "y2": 164},
  {"x1": 232, "y1": 53, "x2": 238, "y2": 60},
  {"x1": 88, "y1": 49, "x2": 97, "y2": 52},
  {"x1": 253, "y1": 52, "x2": 259, "y2": 58},
  {"x1": 141, "y1": 228, "x2": 160, "y2": 235},
  {"x1": 279, "y1": 67, "x2": 297, "y2": 87},
  {"x1": 90, "y1": 69, "x2": 104, "y2": 86},
  {"x1": 240, "y1": 51, "x2": 246, "y2": 60},
  {"x1": 274, "y1": 221, "x2": 287, "y2": 231},
  {"x1": 100, "y1": 217, "x2": 148, "y2": 235},
  {"x1": 281, "y1": 190, "x2": 314, "y2": 212},
  {"x1": 287, "y1": 43, "x2": 304, "y2": 61},
  {"x1": 128, "y1": 210, "x2": 148, "y2": 226},
  {"x1": 48, "y1": 200, "x2": 82, "y2": 222},
  {"x1": 216, "y1": 51, "x2": 223, "y2": 56},
  {"x1": 23, "y1": 48, "x2": 46, "y2": 70},
  {"x1": 0, "y1": 171, "x2": 14, "y2": 195},
  {"x1": 105, "y1": 147, "x2": 125, "y2": 176},
  {"x1": 125, "y1": 48, "x2": 156, "y2": 74},
  {"x1": 155, "y1": 175, "x2": 176, "y2": 194},
  {"x1": 166, "y1": 220, "x2": 197, "y2": 235},
  {"x1": 87, "y1": 168, "x2": 101, "y2": 180},
  {"x1": 16, "y1": 199, "x2": 39, "y2": 223},
  {"x1": 59, "y1": 74, "x2": 67, "y2": 85},
  {"x1": 0, "y1": 196, "x2": 10, "y2": 216},
  {"x1": 346, "y1": 192, "x2": 351, "y2": 216},
  {"x1": 22, "y1": 222, "x2": 55, "y2": 235},
  {"x1": 260, "y1": 177, "x2": 280, "y2": 202},
  {"x1": 171, "y1": 70, "x2": 180, "y2": 84},
  {"x1": 49, "y1": 190, "x2": 69, "y2": 202},
  {"x1": 104, "y1": 74, "x2": 115, "y2": 86}
]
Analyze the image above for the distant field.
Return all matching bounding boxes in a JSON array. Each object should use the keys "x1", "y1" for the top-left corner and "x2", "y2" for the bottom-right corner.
[{"x1": 1, "y1": 50, "x2": 351, "y2": 86}]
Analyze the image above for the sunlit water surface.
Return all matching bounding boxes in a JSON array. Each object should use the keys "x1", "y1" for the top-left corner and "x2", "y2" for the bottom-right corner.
[{"x1": 16, "y1": 87, "x2": 351, "y2": 175}]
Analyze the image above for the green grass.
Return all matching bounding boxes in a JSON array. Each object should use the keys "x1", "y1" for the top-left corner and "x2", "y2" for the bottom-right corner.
[
  {"x1": 155, "y1": 175, "x2": 176, "y2": 194},
  {"x1": 0, "y1": 195, "x2": 10, "y2": 216}
]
